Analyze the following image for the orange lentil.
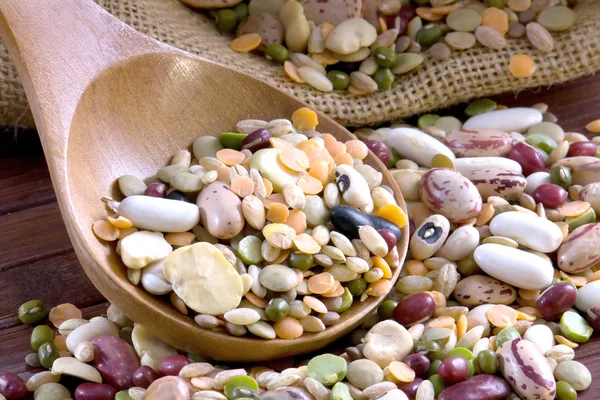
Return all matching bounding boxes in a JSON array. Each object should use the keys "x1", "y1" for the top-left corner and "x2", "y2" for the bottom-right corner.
[
  {"x1": 53, "y1": 335, "x2": 68, "y2": 352},
  {"x1": 293, "y1": 233, "x2": 321, "y2": 254},
  {"x1": 373, "y1": 256, "x2": 392, "y2": 279},
  {"x1": 406, "y1": 260, "x2": 428, "y2": 276},
  {"x1": 49, "y1": 303, "x2": 82, "y2": 328},
  {"x1": 92, "y1": 220, "x2": 119, "y2": 241},
  {"x1": 267, "y1": 202, "x2": 290, "y2": 224},
  {"x1": 270, "y1": 137, "x2": 293, "y2": 149},
  {"x1": 482, "y1": 7, "x2": 509, "y2": 35},
  {"x1": 274, "y1": 317, "x2": 304, "y2": 339},
  {"x1": 245, "y1": 292, "x2": 267, "y2": 308},
  {"x1": 486, "y1": 305, "x2": 518, "y2": 328},
  {"x1": 457, "y1": 315, "x2": 467, "y2": 339},
  {"x1": 508, "y1": 54, "x2": 536, "y2": 78},
  {"x1": 231, "y1": 33, "x2": 262, "y2": 53},
  {"x1": 309, "y1": 161, "x2": 331, "y2": 185},
  {"x1": 411, "y1": 203, "x2": 435, "y2": 227},
  {"x1": 272, "y1": 250, "x2": 291, "y2": 264},
  {"x1": 165, "y1": 232, "x2": 196, "y2": 247},
  {"x1": 307, "y1": 272, "x2": 336, "y2": 294},
  {"x1": 297, "y1": 175, "x2": 324, "y2": 195},
  {"x1": 586, "y1": 119, "x2": 600, "y2": 133},
  {"x1": 322, "y1": 281, "x2": 344, "y2": 297},
  {"x1": 263, "y1": 178, "x2": 273, "y2": 197},
  {"x1": 325, "y1": 141, "x2": 347, "y2": 158},
  {"x1": 475, "y1": 203, "x2": 495, "y2": 226},
  {"x1": 416, "y1": 7, "x2": 444, "y2": 21},
  {"x1": 559, "y1": 271, "x2": 587, "y2": 287},
  {"x1": 321, "y1": 23, "x2": 335, "y2": 41},
  {"x1": 108, "y1": 215, "x2": 133, "y2": 229},
  {"x1": 216, "y1": 149, "x2": 245, "y2": 166},
  {"x1": 216, "y1": 166, "x2": 231, "y2": 184},
  {"x1": 587, "y1": 269, "x2": 600, "y2": 283},
  {"x1": 334, "y1": 152, "x2": 354, "y2": 166},
  {"x1": 230, "y1": 176, "x2": 255, "y2": 198},
  {"x1": 388, "y1": 361, "x2": 416, "y2": 383},
  {"x1": 377, "y1": 204, "x2": 408, "y2": 228},
  {"x1": 303, "y1": 296, "x2": 328, "y2": 313},
  {"x1": 378, "y1": 16, "x2": 388, "y2": 32},
  {"x1": 425, "y1": 291, "x2": 446, "y2": 309},
  {"x1": 302, "y1": 145, "x2": 331, "y2": 165},
  {"x1": 559, "y1": 201, "x2": 591, "y2": 217},
  {"x1": 118, "y1": 226, "x2": 138, "y2": 239},
  {"x1": 344, "y1": 139, "x2": 369, "y2": 159},
  {"x1": 284, "y1": 61, "x2": 305, "y2": 83},
  {"x1": 279, "y1": 148, "x2": 310, "y2": 171},
  {"x1": 428, "y1": 316, "x2": 456, "y2": 329},
  {"x1": 286, "y1": 210, "x2": 307, "y2": 234},
  {"x1": 321, "y1": 133, "x2": 337, "y2": 147},
  {"x1": 431, "y1": 5, "x2": 459, "y2": 15},
  {"x1": 292, "y1": 107, "x2": 319, "y2": 132}
]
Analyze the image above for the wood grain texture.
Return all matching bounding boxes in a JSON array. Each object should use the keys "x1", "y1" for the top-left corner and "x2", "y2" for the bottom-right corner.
[{"x1": 0, "y1": 0, "x2": 408, "y2": 361}]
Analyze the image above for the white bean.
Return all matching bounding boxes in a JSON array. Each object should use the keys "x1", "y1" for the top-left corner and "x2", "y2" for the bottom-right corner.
[{"x1": 118, "y1": 195, "x2": 200, "y2": 232}]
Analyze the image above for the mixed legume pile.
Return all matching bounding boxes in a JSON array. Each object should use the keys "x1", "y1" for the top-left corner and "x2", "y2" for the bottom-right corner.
[
  {"x1": 185, "y1": 0, "x2": 577, "y2": 93},
  {"x1": 95, "y1": 107, "x2": 406, "y2": 340},
  {"x1": 3, "y1": 103, "x2": 600, "y2": 400}
]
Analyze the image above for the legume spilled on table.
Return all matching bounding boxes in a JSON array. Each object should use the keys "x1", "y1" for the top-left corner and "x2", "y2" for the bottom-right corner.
[
  {"x1": 3, "y1": 102, "x2": 600, "y2": 400},
  {"x1": 183, "y1": 0, "x2": 577, "y2": 93},
  {"x1": 96, "y1": 107, "x2": 405, "y2": 340}
]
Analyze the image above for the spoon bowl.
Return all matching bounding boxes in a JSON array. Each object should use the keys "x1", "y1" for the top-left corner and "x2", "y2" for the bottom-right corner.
[{"x1": 0, "y1": 0, "x2": 408, "y2": 361}]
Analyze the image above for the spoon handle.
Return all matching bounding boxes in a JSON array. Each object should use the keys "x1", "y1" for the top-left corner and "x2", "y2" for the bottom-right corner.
[{"x1": 0, "y1": 0, "x2": 167, "y2": 150}]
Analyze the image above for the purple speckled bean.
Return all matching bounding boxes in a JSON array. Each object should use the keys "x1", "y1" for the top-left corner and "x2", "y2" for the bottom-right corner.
[
  {"x1": 496, "y1": 338, "x2": 556, "y2": 400},
  {"x1": 438, "y1": 375, "x2": 511, "y2": 400},
  {"x1": 557, "y1": 223, "x2": 600, "y2": 273},
  {"x1": 444, "y1": 129, "x2": 512, "y2": 157},
  {"x1": 466, "y1": 168, "x2": 526, "y2": 201}
]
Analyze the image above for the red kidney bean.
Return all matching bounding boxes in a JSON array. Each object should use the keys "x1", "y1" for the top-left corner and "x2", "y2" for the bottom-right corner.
[
  {"x1": 132, "y1": 365, "x2": 159, "y2": 388},
  {"x1": 397, "y1": 377, "x2": 423, "y2": 399},
  {"x1": 536, "y1": 282, "x2": 578, "y2": 320},
  {"x1": 74, "y1": 383, "x2": 117, "y2": 400},
  {"x1": 158, "y1": 355, "x2": 191, "y2": 376},
  {"x1": 438, "y1": 375, "x2": 511, "y2": 400},
  {"x1": 567, "y1": 141, "x2": 597, "y2": 157},
  {"x1": 241, "y1": 128, "x2": 271, "y2": 153},
  {"x1": 586, "y1": 307, "x2": 600, "y2": 330},
  {"x1": 508, "y1": 141, "x2": 545, "y2": 176},
  {"x1": 438, "y1": 356, "x2": 468, "y2": 384},
  {"x1": 393, "y1": 292, "x2": 436, "y2": 326},
  {"x1": 532, "y1": 183, "x2": 568, "y2": 209},
  {"x1": 364, "y1": 140, "x2": 391, "y2": 166},
  {"x1": 0, "y1": 373, "x2": 28, "y2": 400},
  {"x1": 144, "y1": 182, "x2": 167, "y2": 198},
  {"x1": 404, "y1": 353, "x2": 430, "y2": 376},
  {"x1": 377, "y1": 229, "x2": 397, "y2": 251}
]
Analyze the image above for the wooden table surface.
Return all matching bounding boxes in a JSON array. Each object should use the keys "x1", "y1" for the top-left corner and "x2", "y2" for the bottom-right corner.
[{"x1": 1, "y1": 74, "x2": 600, "y2": 397}]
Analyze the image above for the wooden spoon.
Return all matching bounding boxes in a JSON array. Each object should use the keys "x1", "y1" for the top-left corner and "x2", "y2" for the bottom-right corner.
[{"x1": 0, "y1": 0, "x2": 408, "y2": 361}]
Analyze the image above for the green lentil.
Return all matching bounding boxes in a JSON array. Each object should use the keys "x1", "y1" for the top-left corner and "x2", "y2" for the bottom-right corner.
[
  {"x1": 560, "y1": 310, "x2": 593, "y2": 343},
  {"x1": 265, "y1": 43, "x2": 290, "y2": 64},
  {"x1": 457, "y1": 253, "x2": 482, "y2": 276},
  {"x1": 485, "y1": 0, "x2": 505, "y2": 8},
  {"x1": 373, "y1": 47, "x2": 399, "y2": 68},
  {"x1": 565, "y1": 207, "x2": 596, "y2": 232},
  {"x1": 429, "y1": 374, "x2": 446, "y2": 397},
  {"x1": 526, "y1": 133, "x2": 558, "y2": 154},
  {"x1": 31, "y1": 325, "x2": 54, "y2": 351},
  {"x1": 188, "y1": 353, "x2": 208, "y2": 363},
  {"x1": 307, "y1": 354, "x2": 348, "y2": 387},
  {"x1": 388, "y1": 147, "x2": 402, "y2": 169},
  {"x1": 115, "y1": 390, "x2": 134, "y2": 400},
  {"x1": 550, "y1": 165, "x2": 573, "y2": 189},
  {"x1": 224, "y1": 375, "x2": 259, "y2": 400},
  {"x1": 468, "y1": 358, "x2": 478, "y2": 377},
  {"x1": 434, "y1": 116, "x2": 463, "y2": 134},
  {"x1": 477, "y1": 349, "x2": 498, "y2": 375},
  {"x1": 346, "y1": 278, "x2": 367, "y2": 296},
  {"x1": 265, "y1": 298, "x2": 289, "y2": 322},
  {"x1": 496, "y1": 327, "x2": 521, "y2": 348},
  {"x1": 377, "y1": 300, "x2": 398, "y2": 320},
  {"x1": 418, "y1": 114, "x2": 441, "y2": 130},
  {"x1": 415, "y1": 340, "x2": 441, "y2": 354},
  {"x1": 326, "y1": 70, "x2": 351, "y2": 90},
  {"x1": 233, "y1": 3, "x2": 249, "y2": 22},
  {"x1": 445, "y1": 347, "x2": 474, "y2": 361},
  {"x1": 373, "y1": 68, "x2": 395, "y2": 91},
  {"x1": 336, "y1": 288, "x2": 353, "y2": 313},
  {"x1": 216, "y1": 9, "x2": 238, "y2": 33},
  {"x1": 219, "y1": 132, "x2": 247, "y2": 150},
  {"x1": 427, "y1": 359, "x2": 442, "y2": 377},
  {"x1": 289, "y1": 252, "x2": 314, "y2": 270},
  {"x1": 38, "y1": 342, "x2": 59, "y2": 369},
  {"x1": 465, "y1": 99, "x2": 497, "y2": 117},
  {"x1": 18, "y1": 300, "x2": 48, "y2": 325},
  {"x1": 237, "y1": 236, "x2": 263, "y2": 265},
  {"x1": 416, "y1": 24, "x2": 443, "y2": 46},
  {"x1": 556, "y1": 381, "x2": 578, "y2": 400}
]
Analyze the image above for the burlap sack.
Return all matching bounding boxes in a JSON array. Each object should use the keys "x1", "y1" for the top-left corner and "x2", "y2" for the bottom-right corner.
[{"x1": 1, "y1": 0, "x2": 599, "y2": 129}]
